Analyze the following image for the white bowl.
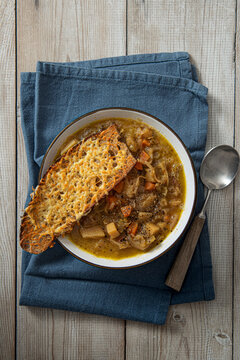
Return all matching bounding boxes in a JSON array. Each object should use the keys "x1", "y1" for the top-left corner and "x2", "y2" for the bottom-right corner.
[{"x1": 40, "y1": 108, "x2": 197, "y2": 268}]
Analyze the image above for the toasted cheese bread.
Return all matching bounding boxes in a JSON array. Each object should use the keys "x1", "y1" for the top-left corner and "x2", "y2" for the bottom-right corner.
[{"x1": 20, "y1": 125, "x2": 136, "y2": 254}]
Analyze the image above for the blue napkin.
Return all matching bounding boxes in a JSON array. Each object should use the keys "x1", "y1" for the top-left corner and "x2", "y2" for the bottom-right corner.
[{"x1": 20, "y1": 52, "x2": 214, "y2": 324}]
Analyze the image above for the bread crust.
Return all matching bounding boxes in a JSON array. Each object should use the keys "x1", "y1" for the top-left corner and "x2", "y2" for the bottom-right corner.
[{"x1": 20, "y1": 125, "x2": 136, "y2": 254}]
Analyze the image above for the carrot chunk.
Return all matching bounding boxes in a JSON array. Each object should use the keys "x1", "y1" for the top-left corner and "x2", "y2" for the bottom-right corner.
[
  {"x1": 134, "y1": 161, "x2": 143, "y2": 170},
  {"x1": 114, "y1": 180, "x2": 124, "y2": 194},
  {"x1": 139, "y1": 150, "x2": 150, "y2": 163},
  {"x1": 164, "y1": 215, "x2": 170, "y2": 222},
  {"x1": 127, "y1": 222, "x2": 138, "y2": 236},
  {"x1": 121, "y1": 205, "x2": 132, "y2": 217},
  {"x1": 107, "y1": 195, "x2": 118, "y2": 210},
  {"x1": 142, "y1": 139, "x2": 150, "y2": 147},
  {"x1": 144, "y1": 181, "x2": 156, "y2": 191}
]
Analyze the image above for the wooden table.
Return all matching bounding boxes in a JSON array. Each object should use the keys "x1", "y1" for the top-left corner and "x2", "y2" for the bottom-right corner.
[{"x1": 1, "y1": 1, "x2": 239, "y2": 359}]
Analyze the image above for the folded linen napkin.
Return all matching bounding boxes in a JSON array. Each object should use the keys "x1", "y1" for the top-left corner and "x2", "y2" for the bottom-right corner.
[{"x1": 20, "y1": 52, "x2": 214, "y2": 325}]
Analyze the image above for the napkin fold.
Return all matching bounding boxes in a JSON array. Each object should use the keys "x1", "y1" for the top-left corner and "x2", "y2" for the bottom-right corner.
[{"x1": 20, "y1": 52, "x2": 214, "y2": 324}]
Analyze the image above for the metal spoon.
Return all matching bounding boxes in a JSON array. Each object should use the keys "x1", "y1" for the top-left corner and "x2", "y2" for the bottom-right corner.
[{"x1": 165, "y1": 145, "x2": 239, "y2": 292}]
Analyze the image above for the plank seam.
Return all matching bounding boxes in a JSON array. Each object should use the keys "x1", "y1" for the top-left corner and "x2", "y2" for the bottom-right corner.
[
  {"x1": 15, "y1": 1, "x2": 18, "y2": 359},
  {"x1": 233, "y1": 2, "x2": 238, "y2": 359},
  {"x1": 126, "y1": 0, "x2": 128, "y2": 56},
  {"x1": 124, "y1": 321, "x2": 126, "y2": 360}
]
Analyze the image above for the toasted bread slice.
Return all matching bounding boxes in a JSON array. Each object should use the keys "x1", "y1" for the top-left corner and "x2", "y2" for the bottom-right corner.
[{"x1": 20, "y1": 125, "x2": 136, "y2": 254}]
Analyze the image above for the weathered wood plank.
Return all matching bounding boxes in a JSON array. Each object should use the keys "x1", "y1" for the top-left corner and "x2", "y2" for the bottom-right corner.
[
  {"x1": 17, "y1": 1, "x2": 126, "y2": 359},
  {"x1": 234, "y1": 1, "x2": 240, "y2": 359},
  {"x1": 126, "y1": 1, "x2": 235, "y2": 359},
  {"x1": 0, "y1": 0, "x2": 16, "y2": 358}
]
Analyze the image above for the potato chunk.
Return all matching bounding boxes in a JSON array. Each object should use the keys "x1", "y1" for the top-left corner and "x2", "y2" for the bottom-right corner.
[
  {"x1": 126, "y1": 134, "x2": 139, "y2": 152},
  {"x1": 109, "y1": 235, "x2": 130, "y2": 249},
  {"x1": 138, "y1": 127, "x2": 152, "y2": 139},
  {"x1": 80, "y1": 225, "x2": 105, "y2": 239},
  {"x1": 106, "y1": 222, "x2": 120, "y2": 239},
  {"x1": 145, "y1": 222, "x2": 160, "y2": 236},
  {"x1": 138, "y1": 212, "x2": 152, "y2": 222},
  {"x1": 129, "y1": 234, "x2": 156, "y2": 250},
  {"x1": 123, "y1": 176, "x2": 141, "y2": 198},
  {"x1": 136, "y1": 193, "x2": 157, "y2": 211}
]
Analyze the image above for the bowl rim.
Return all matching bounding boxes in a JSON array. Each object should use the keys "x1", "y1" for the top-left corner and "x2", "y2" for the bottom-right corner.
[{"x1": 39, "y1": 107, "x2": 197, "y2": 269}]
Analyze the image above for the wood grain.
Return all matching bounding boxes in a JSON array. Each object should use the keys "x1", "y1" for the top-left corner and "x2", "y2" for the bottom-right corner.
[
  {"x1": 12, "y1": 0, "x2": 240, "y2": 359},
  {"x1": 126, "y1": 1, "x2": 235, "y2": 359},
  {"x1": 17, "y1": 1, "x2": 126, "y2": 359},
  {"x1": 0, "y1": 0, "x2": 16, "y2": 359},
  {"x1": 234, "y1": 1, "x2": 240, "y2": 359}
]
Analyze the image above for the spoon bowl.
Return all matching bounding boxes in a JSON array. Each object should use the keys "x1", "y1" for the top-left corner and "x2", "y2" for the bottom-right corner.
[{"x1": 200, "y1": 145, "x2": 240, "y2": 190}]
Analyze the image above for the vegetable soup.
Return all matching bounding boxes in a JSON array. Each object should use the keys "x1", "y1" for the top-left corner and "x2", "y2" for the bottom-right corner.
[{"x1": 58, "y1": 119, "x2": 186, "y2": 260}]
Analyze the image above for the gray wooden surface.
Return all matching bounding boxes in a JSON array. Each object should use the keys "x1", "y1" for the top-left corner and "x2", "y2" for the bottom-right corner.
[{"x1": 0, "y1": 0, "x2": 239, "y2": 359}]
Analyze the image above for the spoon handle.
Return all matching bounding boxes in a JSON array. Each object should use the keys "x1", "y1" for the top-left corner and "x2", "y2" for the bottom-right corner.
[{"x1": 165, "y1": 215, "x2": 205, "y2": 292}]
